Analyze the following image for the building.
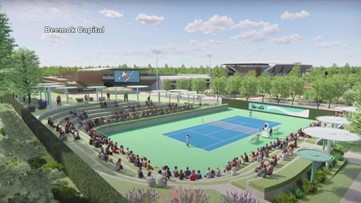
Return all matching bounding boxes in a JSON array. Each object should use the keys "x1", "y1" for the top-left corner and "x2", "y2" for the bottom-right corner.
[
  {"x1": 159, "y1": 74, "x2": 211, "y2": 89},
  {"x1": 223, "y1": 62, "x2": 312, "y2": 77},
  {"x1": 45, "y1": 68, "x2": 210, "y2": 90}
]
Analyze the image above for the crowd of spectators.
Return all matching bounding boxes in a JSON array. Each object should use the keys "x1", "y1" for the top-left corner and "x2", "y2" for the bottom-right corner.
[
  {"x1": 47, "y1": 98, "x2": 321, "y2": 188},
  {"x1": 83, "y1": 102, "x2": 194, "y2": 131}
]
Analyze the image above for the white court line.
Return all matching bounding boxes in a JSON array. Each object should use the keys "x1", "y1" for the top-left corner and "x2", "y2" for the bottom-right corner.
[
  {"x1": 166, "y1": 128, "x2": 223, "y2": 141},
  {"x1": 165, "y1": 124, "x2": 225, "y2": 138},
  {"x1": 203, "y1": 132, "x2": 250, "y2": 150}
]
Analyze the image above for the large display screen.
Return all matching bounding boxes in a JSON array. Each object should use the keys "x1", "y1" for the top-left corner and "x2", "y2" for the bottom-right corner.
[{"x1": 114, "y1": 70, "x2": 140, "y2": 83}]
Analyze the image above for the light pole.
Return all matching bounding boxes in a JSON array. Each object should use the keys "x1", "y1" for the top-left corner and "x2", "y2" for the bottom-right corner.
[
  {"x1": 152, "y1": 50, "x2": 161, "y2": 103},
  {"x1": 206, "y1": 54, "x2": 212, "y2": 76}
]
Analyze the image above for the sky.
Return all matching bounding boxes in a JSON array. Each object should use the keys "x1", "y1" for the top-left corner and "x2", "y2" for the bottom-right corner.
[{"x1": 1, "y1": 0, "x2": 361, "y2": 67}]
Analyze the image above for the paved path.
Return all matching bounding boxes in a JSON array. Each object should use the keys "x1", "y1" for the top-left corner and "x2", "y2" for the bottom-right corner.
[
  {"x1": 301, "y1": 139, "x2": 361, "y2": 203},
  {"x1": 340, "y1": 151, "x2": 361, "y2": 203}
]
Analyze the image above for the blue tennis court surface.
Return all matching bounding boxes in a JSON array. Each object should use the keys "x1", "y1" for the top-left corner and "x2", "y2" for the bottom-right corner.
[{"x1": 163, "y1": 116, "x2": 281, "y2": 151}]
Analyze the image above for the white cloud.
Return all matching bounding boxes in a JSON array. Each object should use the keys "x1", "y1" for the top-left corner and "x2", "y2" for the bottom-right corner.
[
  {"x1": 185, "y1": 15, "x2": 234, "y2": 34},
  {"x1": 99, "y1": 9, "x2": 123, "y2": 18},
  {"x1": 189, "y1": 39, "x2": 223, "y2": 51},
  {"x1": 241, "y1": 45, "x2": 264, "y2": 53},
  {"x1": 260, "y1": 23, "x2": 279, "y2": 34},
  {"x1": 272, "y1": 34, "x2": 302, "y2": 44},
  {"x1": 231, "y1": 21, "x2": 279, "y2": 41},
  {"x1": 209, "y1": 39, "x2": 223, "y2": 44},
  {"x1": 233, "y1": 19, "x2": 267, "y2": 29},
  {"x1": 313, "y1": 36, "x2": 344, "y2": 48},
  {"x1": 231, "y1": 30, "x2": 266, "y2": 41},
  {"x1": 41, "y1": 33, "x2": 67, "y2": 44},
  {"x1": 281, "y1": 10, "x2": 310, "y2": 20},
  {"x1": 135, "y1": 13, "x2": 164, "y2": 25},
  {"x1": 314, "y1": 35, "x2": 323, "y2": 42},
  {"x1": 49, "y1": 7, "x2": 61, "y2": 13},
  {"x1": 315, "y1": 41, "x2": 343, "y2": 48}
]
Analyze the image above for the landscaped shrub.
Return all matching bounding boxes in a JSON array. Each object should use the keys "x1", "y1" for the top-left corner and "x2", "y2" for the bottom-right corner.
[
  {"x1": 333, "y1": 144, "x2": 350, "y2": 155},
  {"x1": 292, "y1": 187, "x2": 305, "y2": 199},
  {"x1": 37, "y1": 100, "x2": 47, "y2": 109},
  {"x1": 28, "y1": 156, "x2": 47, "y2": 169},
  {"x1": 168, "y1": 187, "x2": 209, "y2": 203},
  {"x1": 275, "y1": 192, "x2": 297, "y2": 203},
  {"x1": 299, "y1": 178, "x2": 318, "y2": 194},
  {"x1": 220, "y1": 191, "x2": 259, "y2": 203},
  {"x1": 43, "y1": 160, "x2": 64, "y2": 171},
  {"x1": 331, "y1": 152, "x2": 344, "y2": 161},
  {"x1": 0, "y1": 127, "x2": 5, "y2": 136},
  {"x1": 51, "y1": 181, "x2": 89, "y2": 203},
  {"x1": 315, "y1": 169, "x2": 327, "y2": 183},
  {"x1": 125, "y1": 187, "x2": 159, "y2": 203}
]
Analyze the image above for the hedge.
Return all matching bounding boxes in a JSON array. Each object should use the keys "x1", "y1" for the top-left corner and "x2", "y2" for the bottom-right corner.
[{"x1": 2, "y1": 95, "x2": 128, "y2": 203}]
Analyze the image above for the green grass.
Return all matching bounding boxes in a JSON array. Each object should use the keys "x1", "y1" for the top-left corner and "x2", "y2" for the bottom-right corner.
[
  {"x1": 298, "y1": 163, "x2": 361, "y2": 203},
  {"x1": 249, "y1": 158, "x2": 312, "y2": 192}
]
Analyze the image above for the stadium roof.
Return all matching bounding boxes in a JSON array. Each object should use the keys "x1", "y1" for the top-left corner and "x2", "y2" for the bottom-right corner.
[
  {"x1": 222, "y1": 61, "x2": 306, "y2": 66},
  {"x1": 159, "y1": 74, "x2": 211, "y2": 80}
]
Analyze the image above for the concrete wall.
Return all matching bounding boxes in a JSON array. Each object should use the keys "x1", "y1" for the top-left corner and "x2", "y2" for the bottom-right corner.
[
  {"x1": 222, "y1": 98, "x2": 337, "y2": 120},
  {"x1": 247, "y1": 161, "x2": 321, "y2": 202},
  {"x1": 97, "y1": 104, "x2": 228, "y2": 135}
]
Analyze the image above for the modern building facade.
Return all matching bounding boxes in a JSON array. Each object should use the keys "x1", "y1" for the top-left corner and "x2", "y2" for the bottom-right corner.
[
  {"x1": 44, "y1": 68, "x2": 210, "y2": 90},
  {"x1": 223, "y1": 62, "x2": 312, "y2": 77}
]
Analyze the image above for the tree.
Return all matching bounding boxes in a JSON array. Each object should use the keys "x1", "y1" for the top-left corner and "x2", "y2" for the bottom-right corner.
[
  {"x1": 287, "y1": 70, "x2": 305, "y2": 105},
  {"x1": 163, "y1": 79, "x2": 173, "y2": 91},
  {"x1": 239, "y1": 71, "x2": 257, "y2": 101},
  {"x1": 225, "y1": 75, "x2": 241, "y2": 99},
  {"x1": 257, "y1": 72, "x2": 271, "y2": 103},
  {"x1": 11, "y1": 48, "x2": 42, "y2": 104},
  {"x1": 322, "y1": 75, "x2": 347, "y2": 108},
  {"x1": 304, "y1": 76, "x2": 327, "y2": 109},
  {"x1": 349, "y1": 84, "x2": 361, "y2": 134},
  {"x1": 211, "y1": 76, "x2": 227, "y2": 102},
  {"x1": 0, "y1": 11, "x2": 16, "y2": 96},
  {"x1": 191, "y1": 79, "x2": 206, "y2": 94},
  {"x1": 210, "y1": 66, "x2": 228, "y2": 78},
  {"x1": 176, "y1": 79, "x2": 191, "y2": 90},
  {"x1": 270, "y1": 76, "x2": 290, "y2": 104}
]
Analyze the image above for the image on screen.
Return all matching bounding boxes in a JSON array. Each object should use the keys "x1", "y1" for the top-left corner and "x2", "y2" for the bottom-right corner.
[{"x1": 114, "y1": 70, "x2": 140, "y2": 83}]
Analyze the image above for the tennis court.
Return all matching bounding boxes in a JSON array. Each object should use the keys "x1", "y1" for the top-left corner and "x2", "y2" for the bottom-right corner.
[
  {"x1": 108, "y1": 108, "x2": 313, "y2": 172},
  {"x1": 164, "y1": 116, "x2": 281, "y2": 151}
]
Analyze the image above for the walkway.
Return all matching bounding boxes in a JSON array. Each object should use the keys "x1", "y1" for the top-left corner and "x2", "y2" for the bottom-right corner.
[
  {"x1": 340, "y1": 151, "x2": 361, "y2": 203},
  {"x1": 301, "y1": 140, "x2": 361, "y2": 203}
]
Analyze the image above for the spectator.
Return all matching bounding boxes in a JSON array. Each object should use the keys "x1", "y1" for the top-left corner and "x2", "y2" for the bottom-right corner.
[
  {"x1": 115, "y1": 158, "x2": 123, "y2": 171},
  {"x1": 216, "y1": 167, "x2": 222, "y2": 177},
  {"x1": 256, "y1": 165, "x2": 267, "y2": 178},
  {"x1": 189, "y1": 170, "x2": 197, "y2": 181},
  {"x1": 184, "y1": 167, "x2": 191, "y2": 178},
  {"x1": 56, "y1": 95, "x2": 61, "y2": 106},
  {"x1": 155, "y1": 170, "x2": 167, "y2": 188},
  {"x1": 107, "y1": 92, "x2": 110, "y2": 100},
  {"x1": 173, "y1": 166, "x2": 179, "y2": 178},
  {"x1": 179, "y1": 170, "x2": 185, "y2": 180},
  {"x1": 138, "y1": 167, "x2": 144, "y2": 178},
  {"x1": 196, "y1": 170, "x2": 202, "y2": 180},
  {"x1": 146, "y1": 171, "x2": 156, "y2": 187}
]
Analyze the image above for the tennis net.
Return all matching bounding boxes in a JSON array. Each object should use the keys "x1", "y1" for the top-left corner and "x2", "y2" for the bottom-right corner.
[{"x1": 202, "y1": 118, "x2": 260, "y2": 135}]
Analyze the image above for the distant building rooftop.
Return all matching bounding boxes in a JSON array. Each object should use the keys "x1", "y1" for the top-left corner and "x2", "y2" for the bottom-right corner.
[{"x1": 223, "y1": 61, "x2": 312, "y2": 76}]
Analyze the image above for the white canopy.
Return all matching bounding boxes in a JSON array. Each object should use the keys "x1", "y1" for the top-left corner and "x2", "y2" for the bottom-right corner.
[
  {"x1": 303, "y1": 127, "x2": 360, "y2": 142},
  {"x1": 316, "y1": 116, "x2": 351, "y2": 125},
  {"x1": 336, "y1": 106, "x2": 358, "y2": 113}
]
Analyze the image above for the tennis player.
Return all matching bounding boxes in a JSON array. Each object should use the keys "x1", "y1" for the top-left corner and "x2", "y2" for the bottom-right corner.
[{"x1": 186, "y1": 134, "x2": 191, "y2": 147}]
